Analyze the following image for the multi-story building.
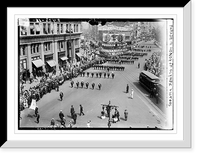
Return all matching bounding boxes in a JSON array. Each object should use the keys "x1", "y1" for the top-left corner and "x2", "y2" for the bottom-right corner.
[{"x1": 19, "y1": 18, "x2": 82, "y2": 76}]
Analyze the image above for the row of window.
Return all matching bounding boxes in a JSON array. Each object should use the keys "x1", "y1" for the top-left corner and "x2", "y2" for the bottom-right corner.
[
  {"x1": 20, "y1": 22, "x2": 80, "y2": 36},
  {"x1": 20, "y1": 40, "x2": 80, "y2": 56}
]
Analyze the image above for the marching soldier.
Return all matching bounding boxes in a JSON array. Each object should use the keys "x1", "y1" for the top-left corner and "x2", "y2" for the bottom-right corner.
[
  {"x1": 71, "y1": 80, "x2": 74, "y2": 88},
  {"x1": 91, "y1": 72, "x2": 94, "y2": 78},
  {"x1": 59, "y1": 92, "x2": 64, "y2": 101},
  {"x1": 92, "y1": 83, "x2": 95, "y2": 90},
  {"x1": 104, "y1": 73, "x2": 106, "y2": 78},
  {"x1": 99, "y1": 72, "x2": 102, "y2": 78},
  {"x1": 111, "y1": 72, "x2": 114, "y2": 79},
  {"x1": 76, "y1": 81, "x2": 79, "y2": 88},
  {"x1": 82, "y1": 71, "x2": 85, "y2": 77},
  {"x1": 96, "y1": 73, "x2": 98, "y2": 78},
  {"x1": 107, "y1": 73, "x2": 110, "y2": 78},
  {"x1": 86, "y1": 82, "x2": 89, "y2": 89},
  {"x1": 81, "y1": 81, "x2": 84, "y2": 88},
  {"x1": 87, "y1": 72, "x2": 90, "y2": 77},
  {"x1": 98, "y1": 83, "x2": 102, "y2": 90}
]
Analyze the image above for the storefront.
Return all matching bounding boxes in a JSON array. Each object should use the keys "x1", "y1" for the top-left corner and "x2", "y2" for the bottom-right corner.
[
  {"x1": 32, "y1": 56, "x2": 44, "y2": 77},
  {"x1": 44, "y1": 54, "x2": 55, "y2": 73},
  {"x1": 58, "y1": 51, "x2": 68, "y2": 68}
]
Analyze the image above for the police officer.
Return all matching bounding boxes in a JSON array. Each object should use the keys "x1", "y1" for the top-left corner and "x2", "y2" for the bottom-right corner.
[
  {"x1": 81, "y1": 81, "x2": 84, "y2": 88},
  {"x1": 86, "y1": 82, "x2": 89, "y2": 89},
  {"x1": 76, "y1": 81, "x2": 79, "y2": 88},
  {"x1": 98, "y1": 83, "x2": 102, "y2": 90},
  {"x1": 92, "y1": 83, "x2": 95, "y2": 90},
  {"x1": 59, "y1": 92, "x2": 64, "y2": 101},
  {"x1": 71, "y1": 80, "x2": 74, "y2": 88}
]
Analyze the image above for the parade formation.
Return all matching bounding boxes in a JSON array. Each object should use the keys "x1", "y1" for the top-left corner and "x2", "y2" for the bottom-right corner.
[{"x1": 19, "y1": 20, "x2": 166, "y2": 129}]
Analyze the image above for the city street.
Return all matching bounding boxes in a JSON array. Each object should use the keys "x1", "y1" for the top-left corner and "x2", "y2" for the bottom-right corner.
[{"x1": 20, "y1": 41, "x2": 166, "y2": 129}]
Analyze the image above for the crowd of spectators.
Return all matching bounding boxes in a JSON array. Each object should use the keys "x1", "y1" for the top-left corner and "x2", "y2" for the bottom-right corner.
[{"x1": 144, "y1": 51, "x2": 164, "y2": 77}]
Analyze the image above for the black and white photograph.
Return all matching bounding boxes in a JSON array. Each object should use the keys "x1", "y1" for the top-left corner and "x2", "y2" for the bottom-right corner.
[
  {"x1": 18, "y1": 18, "x2": 173, "y2": 130},
  {"x1": 3, "y1": 3, "x2": 193, "y2": 149}
]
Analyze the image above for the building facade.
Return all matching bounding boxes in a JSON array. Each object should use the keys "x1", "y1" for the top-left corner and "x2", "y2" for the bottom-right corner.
[{"x1": 19, "y1": 18, "x2": 82, "y2": 76}]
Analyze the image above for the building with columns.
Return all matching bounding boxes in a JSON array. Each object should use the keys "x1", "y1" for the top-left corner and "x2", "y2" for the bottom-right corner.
[{"x1": 19, "y1": 18, "x2": 82, "y2": 76}]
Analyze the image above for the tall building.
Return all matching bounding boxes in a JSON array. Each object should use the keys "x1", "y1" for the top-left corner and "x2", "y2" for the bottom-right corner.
[{"x1": 19, "y1": 18, "x2": 82, "y2": 75}]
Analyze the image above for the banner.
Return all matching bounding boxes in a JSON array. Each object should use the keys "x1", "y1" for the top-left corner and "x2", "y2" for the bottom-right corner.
[
  {"x1": 29, "y1": 99, "x2": 37, "y2": 110},
  {"x1": 103, "y1": 33, "x2": 125, "y2": 42}
]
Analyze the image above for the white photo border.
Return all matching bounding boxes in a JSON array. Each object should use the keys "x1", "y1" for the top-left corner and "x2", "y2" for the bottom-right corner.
[{"x1": 4, "y1": 3, "x2": 191, "y2": 148}]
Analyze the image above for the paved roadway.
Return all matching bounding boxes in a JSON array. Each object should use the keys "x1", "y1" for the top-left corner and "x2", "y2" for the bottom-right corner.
[{"x1": 20, "y1": 40, "x2": 167, "y2": 129}]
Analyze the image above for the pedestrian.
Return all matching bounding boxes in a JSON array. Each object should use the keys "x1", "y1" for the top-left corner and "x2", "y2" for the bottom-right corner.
[
  {"x1": 35, "y1": 106, "x2": 38, "y2": 117},
  {"x1": 130, "y1": 89, "x2": 134, "y2": 99},
  {"x1": 92, "y1": 83, "x2": 95, "y2": 89},
  {"x1": 59, "y1": 92, "x2": 63, "y2": 101},
  {"x1": 108, "y1": 120, "x2": 111, "y2": 128},
  {"x1": 73, "y1": 113, "x2": 77, "y2": 124},
  {"x1": 98, "y1": 83, "x2": 101, "y2": 90},
  {"x1": 70, "y1": 105, "x2": 75, "y2": 118},
  {"x1": 50, "y1": 118, "x2": 55, "y2": 126},
  {"x1": 124, "y1": 110, "x2": 128, "y2": 121},
  {"x1": 86, "y1": 82, "x2": 89, "y2": 89},
  {"x1": 59, "y1": 110, "x2": 65, "y2": 122},
  {"x1": 79, "y1": 104, "x2": 85, "y2": 116},
  {"x1": 76, "y1": 81, "x2": 79, "y2": 88},
  {"x1": 36, "y1": 113, "x2": 40, "y2": 123},
  {"x1": 71, "y1": 80, "x2": 74, "y2": 88},
  {"x1": 126, "y1": 84, "x2": 129, "y2": 93},
  {"x1": 138, "y1": 62, "x2": 140, "y2": 68}
]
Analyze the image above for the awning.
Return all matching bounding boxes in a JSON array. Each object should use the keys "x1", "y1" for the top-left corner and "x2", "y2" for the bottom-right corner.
[
  {"x1": 76, "y1": 53, "x2": 83, "y2": 58},
  {"x1": 60, "y1": 56, "x2": 68, "y2": 61},
  {"x1": 32, "y1": 59, "x2": 44, "y2": 68},
  {"x1": 46, "y1": 60, "x2": 57, "y2": 67}
]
